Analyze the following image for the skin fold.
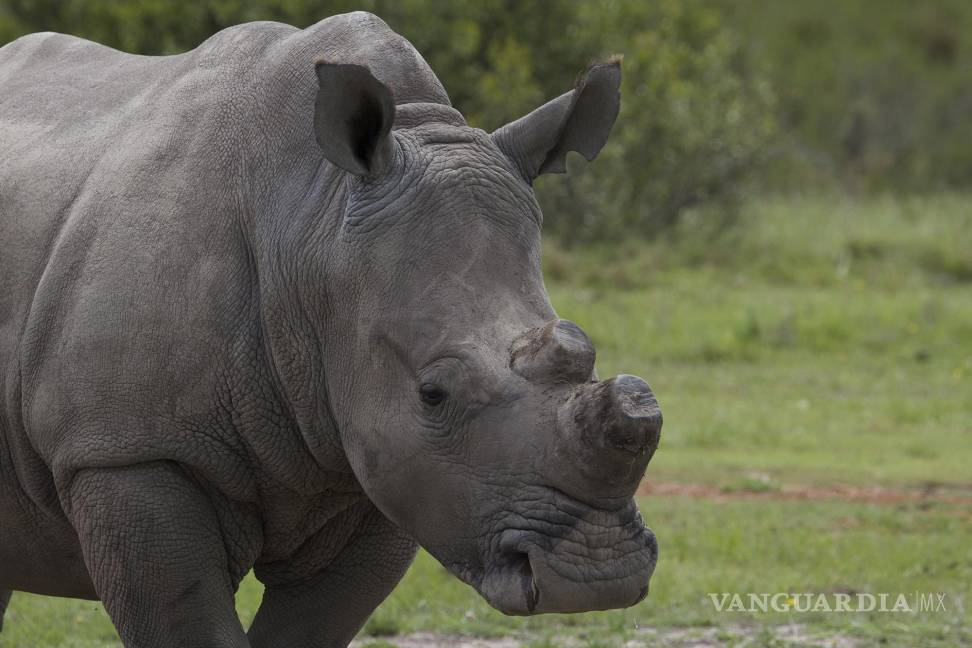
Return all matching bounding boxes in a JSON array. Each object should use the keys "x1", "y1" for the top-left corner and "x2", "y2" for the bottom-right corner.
[{"x1": 0, "y1": 11, "x2": 662, "y2": 648}]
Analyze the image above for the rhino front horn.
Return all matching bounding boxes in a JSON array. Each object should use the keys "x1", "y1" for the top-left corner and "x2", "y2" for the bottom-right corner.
[{"x1": 557, "y1": 375, "x2": 662, "y2": 496}]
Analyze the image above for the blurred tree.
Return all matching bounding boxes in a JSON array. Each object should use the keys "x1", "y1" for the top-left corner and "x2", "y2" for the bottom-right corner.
[
  {"x1": 0, "y1": 0, "x2": 777, "y2": 241},
  {"x1": 537, "y1": 0, "x2": 776, "y2": 242},
  {"x1": 729, "y1": 0, "x2": 972, "y2": 192}
]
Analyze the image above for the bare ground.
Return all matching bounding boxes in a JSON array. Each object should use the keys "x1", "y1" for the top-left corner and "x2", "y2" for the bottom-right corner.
[{"x1": 353, "y1": 624, "x2": 860, "y2": 647}]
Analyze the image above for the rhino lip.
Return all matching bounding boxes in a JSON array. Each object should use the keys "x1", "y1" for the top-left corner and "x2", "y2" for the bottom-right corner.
[
  {"x1": 499, "y1": 529, "x2": 541, "y2": 613},
  {"x1": 473, "y1": 493, "x2": 658, "y2": 615},
  {"x1": 475, "y1": 530, "x2": 541, "y2": 615},
  {"x1": 442, "y1": 486, "x2": 656, "y2": 615}
]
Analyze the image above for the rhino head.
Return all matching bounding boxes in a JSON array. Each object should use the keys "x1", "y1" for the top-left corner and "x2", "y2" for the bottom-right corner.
[{"x1": 305, "y1": 58, "x2": 661, "y2": 615}]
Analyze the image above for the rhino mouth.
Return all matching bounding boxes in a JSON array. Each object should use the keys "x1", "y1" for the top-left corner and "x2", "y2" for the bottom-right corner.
[
  {"x1": 480, "y1": 535, "x2": 542, "y2": 614},
  {"x1": 458, "y1": 488, "x2": 658, "y2": 615}
]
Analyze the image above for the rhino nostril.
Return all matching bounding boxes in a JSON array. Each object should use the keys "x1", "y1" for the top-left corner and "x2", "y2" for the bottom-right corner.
[{"x1": 610, "y1": 414, "x2": 662, "y2": 455}]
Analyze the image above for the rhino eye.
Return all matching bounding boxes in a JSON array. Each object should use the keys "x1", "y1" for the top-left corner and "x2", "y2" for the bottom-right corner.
[{"x1": 419, "y1": 383, "x2": 448, "y2": 407}]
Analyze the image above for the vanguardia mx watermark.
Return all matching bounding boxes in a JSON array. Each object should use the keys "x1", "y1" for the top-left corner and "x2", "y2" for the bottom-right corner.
[{"x1": 708, "y1": 592, "x2": 949, "y2": 613}]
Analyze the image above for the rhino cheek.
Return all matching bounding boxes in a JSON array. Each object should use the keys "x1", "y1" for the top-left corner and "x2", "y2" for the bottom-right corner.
[{"x1": 344, "y1": 423, "x2": 481, "y2": 557}]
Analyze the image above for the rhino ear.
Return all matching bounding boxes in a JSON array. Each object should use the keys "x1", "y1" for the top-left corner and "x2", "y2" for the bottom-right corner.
[
  {"x1": 491, "y1": 58, "x2": 621, "y2": 183},
  {"x1": 314, "y1": 62, "x2": 395, "y2": 177}
]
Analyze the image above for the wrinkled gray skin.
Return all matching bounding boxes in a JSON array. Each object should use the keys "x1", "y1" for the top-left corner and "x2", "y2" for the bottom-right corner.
[{"x1": 0, "y1": 12, "x2": 662, "y2": 648}]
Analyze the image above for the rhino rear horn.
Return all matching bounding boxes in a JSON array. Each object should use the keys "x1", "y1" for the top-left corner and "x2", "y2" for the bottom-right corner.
[
  {"x1": 314, "y1": 62, "x2": 395, "y2": 177},
  {"x1": 491, "y1": 58, "x2": 621, "y2": 184}
]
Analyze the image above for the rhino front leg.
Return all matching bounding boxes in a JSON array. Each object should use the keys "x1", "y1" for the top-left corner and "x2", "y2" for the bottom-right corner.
[
  {"x1": 64, "y1": 462, "x2": 249, "y2": 648},
  {"x1": 0, "y1": 589, "x2": 11, "y2": 631},
  {"x1": 248, "y1": 505, "x2": 417, "y2": 648}
]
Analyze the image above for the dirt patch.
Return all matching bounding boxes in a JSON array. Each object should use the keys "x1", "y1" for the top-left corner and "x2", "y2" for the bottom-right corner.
[
  {"x1": 637, "y1": 479, "x2": 972, "y2": 506},
  {"x1": 353, "y1": 624, "x2": 860, "y2": 647},
  {"x1": 353, "y1": 635, "x2": 520, "y2": 648}
]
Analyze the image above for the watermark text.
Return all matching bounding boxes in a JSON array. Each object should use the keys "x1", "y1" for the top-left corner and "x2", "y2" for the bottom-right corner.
[{"x1": 707, "y1": 592, "x2": 948, "y2": 613}]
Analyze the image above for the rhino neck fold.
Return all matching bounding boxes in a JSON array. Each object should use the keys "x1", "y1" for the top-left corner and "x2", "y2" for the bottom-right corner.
[
  {"x1": 245, "y1": 173, "x2": 355, "y2": 478},
  {"x1": 394, "y1": 103, "x2": 467, "y2": 130}
]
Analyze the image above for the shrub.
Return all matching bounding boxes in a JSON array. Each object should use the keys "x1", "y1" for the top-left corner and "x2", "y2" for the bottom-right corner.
[{"x1": 535, "y1": 0, "x2": 777, "y2": 243}]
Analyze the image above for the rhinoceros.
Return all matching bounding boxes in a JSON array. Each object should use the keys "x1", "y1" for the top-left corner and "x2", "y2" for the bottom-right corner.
[{"x1": 0, "y1": 11, "x2": 662, "y2": 648}]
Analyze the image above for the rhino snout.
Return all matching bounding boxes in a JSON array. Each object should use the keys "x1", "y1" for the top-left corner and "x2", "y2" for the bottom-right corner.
[{"x1": 480, "y1": 503, "x2": 658, "y2": 615}]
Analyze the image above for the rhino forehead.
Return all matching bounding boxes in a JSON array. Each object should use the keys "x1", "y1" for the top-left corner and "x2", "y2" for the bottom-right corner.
[{"x1": 343, "y1": 133, "x2": 542, "y2": 237}]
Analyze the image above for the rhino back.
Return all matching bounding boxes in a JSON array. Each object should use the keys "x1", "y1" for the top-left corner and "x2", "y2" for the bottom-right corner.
[
  {"x1": 0, "y1": 27, "x2": 268, "y2": 490},
  {"x1": 0, "y1": 12, "x2": 447, "y2": 505}
]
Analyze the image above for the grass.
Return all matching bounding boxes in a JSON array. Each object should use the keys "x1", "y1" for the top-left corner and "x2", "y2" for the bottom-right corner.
[
  {"x1": 5, "y1": 497, "x2": 969, "y2": 646},
  {"x1": 2, "y1": 193, "x2": 971, "y2": 646},
  {"x1": 356, "y1": 497, "x2": 972, "y2": 645},
  {"x1": 546, "y1": 193, "x2": 972, "y2": 488},
  {"x1": 554, "y1": 283, "x2": 972, "y2": 487}
]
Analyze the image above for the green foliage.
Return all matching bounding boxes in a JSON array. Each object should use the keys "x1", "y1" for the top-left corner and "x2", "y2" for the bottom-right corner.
[
  {"x1": 537, "y1": 1, "x2": 777, "y2": 242},
  {"x1": 729, "y1": 0, "x2": 972, "y2": 192},
  {"x1": 0, "y1": 0, "x2": 776, "y2": 241},
  {"x1": 4, "y1": 1, "x2": 972, "y2": 236}
]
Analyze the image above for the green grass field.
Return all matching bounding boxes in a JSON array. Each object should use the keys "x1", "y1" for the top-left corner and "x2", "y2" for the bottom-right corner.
[{"x1": 2, "y1": 195, "x2": 970, "y2": 647}]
